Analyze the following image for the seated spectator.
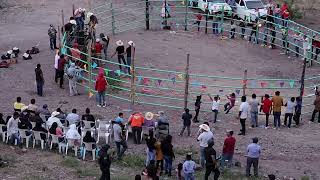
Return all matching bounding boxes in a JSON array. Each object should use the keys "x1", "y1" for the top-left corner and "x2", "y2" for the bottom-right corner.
[
  {"x1": 66, "y1": 109, "x2": 80, "y2": 126},
  {"x1": 143, "y1": 112, "x2": 155, "y2": 128},
  {"x1": 56, "y1": 108, "x2": 66, "y2": 124},
  {"x1": 47, "y1": 111, "x2": 63, "y2": 128},
  {"x1": 32, "y1": 122, "x2": 48, "y2": 140},
  {"x1": 0, "y1": 113, "x2": 8, "y2": 131},
  {"x1": 156, "y1": 111, "x2": 169, "y2": 126},
  {"x1": 49, "y1": 122, "x2": 64, "y2": 142},
  {"x1": 19, "y1": 106, "x2": 32, "y2": 131},
  {"x1": 28, "y1": 99, "x2": 38, "y2": 114},
  {"x1": 39, "y1": 104, "x2": 51, "y2": 120},
  {"x1": 14, "y1": 97, "x2": 25, "y2": 112},
  {"x1": 7, "y1": 112, "x2": 21, "y2": 145},
  {"x1": 83, "y1": 131, "x2": 96, "y2": 149},
  {"x1": 30, "y1": 111, "x2": 44, "y2": 125},
  {"x1": 81, "y1": 108, "x2": 95, "y2": 127},
  {"x1": 66, "y1": 124, "x2": 81, "y2": 145}
]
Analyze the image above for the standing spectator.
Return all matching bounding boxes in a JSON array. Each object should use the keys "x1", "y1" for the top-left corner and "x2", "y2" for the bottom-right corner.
[
  {"x1": 280, "y1": 27, "x2": 290, "y2": 57},
  {"x1": 126, "y1": 41, "x2": 135, "y2": 75},
  {"x1": 113, "y1": 121, "x2": 127, "y2": 160},
  {"x1": 262, "y1": 94, "x2": 272, "y2": 128},
  {"x1": 100, "y1": 33, "x2": 110, "y2": 60},
  {"x1": 66, "y1": 109, "x2": 80, "y2": 126},
  {"x1": 35, "y1": 64, "x2": 44, "y2": 96},
  {"x1": 293, "y1": 31, "x2": 303, "y2": 57},
  {"x1": 13, "y1": 97, "x2": 25, "y2": 112},
  {"x1": 128, "y1": 112, "x2": 144, "y2": 144},
  {"x1": 312, "y1": 35, "x2": 320, "y2": 61},
  {"x1": 274, "y1": 4, "x2": 281, "y2": 26},
  {"x1": 230, "y1": 20, "x2": 236, "y2": 39},
  {"x1": 271, "y1": 91, "x2": 283, "y2": 129},
  {"x1": 224, "y1": 93, "x2": 236, "y2": 114},
  {"x1": 48, "y1": 24, "x2": 57, "y2": 50},
  {"x1": 310, "y1": 93, "x2": 320, "y2": 123},
  {"x1": 7, "y1": 112, "x2": 21, "y2": 146},
  {"x1": 183, "y1": 153, "x2": 196, "y2": 180},
  {"x1": 194, "y1": 14, "x2": 202, "y2": 31},
  {"x1": 193, "y1": 95, "x2": 201, "y2": 123},
  {"x1": 197, "y1": 124, "x2": 214, "y2": 168},
  {"x1": 111, "y1": 40, "x2": 127, "y2": 73},
  {"x1": 302, "y1": 35, "x2": 312, "y2": 62},
  {"x1": 212, "y1": 14, "x2": 219, "y2": 35},
  {"x1": 269, "y1": 25, "x2": 276, "y2": 49},
  {"x1": 246, "y1": 137, "x2": 261, "y2": 177},
  {"x1": 74, "y1": 8, "x2": 85, "y2": 30},
  {"x1": 98, "y1": 144, "x2": 112, "y2": 180},
  {"x1": 294, "y1": 97, "x2": 302, "y2": 125},
  {"x1": 67, "y1": 63, "x2": 79, "y2": 96},
  {"x1": 145, "y1": 129, "x2": 156, "y2": 166},
  {"x1": 238, "y1": 96, "x2": 250, "y2": 135},
  {"x1": 161, "y1": 135, "x2": 175, "y2": 177},
  {"x1": 249, "y1": 94, "x2": 260, "y2": 128},
  {"x1": 58, "y1": 54, "x2": 67, "y2": 89},
  {"x1": 71, "y1": 43, "x2": 81, "y2": 65},
  {"x1": 284, "y1": 97, "x2": 296, "y2": 128},
  {"x1": 282, "y1": 9, "x2": 290, "y2": 27},
  {"x1": 155, "y1": 140, "x2": 164, "y2": 174},
  {"x1": 95, "y1": 71, "x2": 108, "y2": 107},
  {"x1": 204, "y1": 140, "x2": 220, "y2": 180},
  {"x1": 94, "y1": 38, "x2": 103, "y2": 66},
  {"x1": 208, "y1": 94, "x2": 220, "y2": 123},
  {"x1": 248, "y1": 20, "x2": 259, "y2": 44},
  {"x1": 221, "y1": 130, "x2": 236, "y2": 168},
  {"x1": 179, "y1": 108, "x2": 192, "y2": 137},
  {"x1": 54, "y1": 49, "x2": 60, "y2": 83},
  {"x1": 239, "y1": 19, "x2": 246, "y2": 39}
]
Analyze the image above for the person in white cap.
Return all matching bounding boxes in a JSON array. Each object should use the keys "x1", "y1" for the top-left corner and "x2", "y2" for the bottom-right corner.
[
  {"x1": 126, "y1": 41, "x2": 135, "y2": 74},
  {"x1": 111, "y1": 40, "x2": 127, "y2": 73},
  {"x1": 48, "y1": 24, "x2": 57, "y2": 50},
  {"x1": 197, "y1": 123, "x2": 213, "y2": 168}
]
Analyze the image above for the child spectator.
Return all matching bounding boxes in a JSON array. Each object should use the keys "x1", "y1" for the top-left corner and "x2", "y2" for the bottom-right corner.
[
  {"x1": 179, "y1": 108, "x2": 192, "y2": 136},
  {"x1": 208, "y1": 94, "x2": 220, "y2": 123},
  {"x1": 194, "y1": 14, "x2": 202, "y2": 32},
  {"x1": 176, "y1": 163, "x2": 183, "y2": 180},
  {"x1": 284, "y1": 97, "x2": 296, "y2": 128},
  {"x1": 224, "y1": 93, "x2": 236, "y2": 114},
  {"x1": 13, "y1": 97, "x2": 25, "y2": 112},
  {"x1": 183, "y1": 153, "x2": 196, "y2": 180}
]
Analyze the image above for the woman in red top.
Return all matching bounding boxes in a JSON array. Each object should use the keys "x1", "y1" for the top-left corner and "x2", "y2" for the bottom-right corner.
[
  {"x1": 262, "y1": 94, "x2": 272, "y2": 128},
  {"x1": 95, "y1": 71, "x2": 108, "y2": 107}
]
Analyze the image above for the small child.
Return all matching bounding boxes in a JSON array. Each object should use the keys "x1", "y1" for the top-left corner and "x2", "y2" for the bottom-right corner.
[
  {"x1": 208, "y1": 94, "x2": 220, "y2": 123},
  {"x1": 194, "y1": 14, "x2": 202, "y2": 32},
  {"x1": 155, "y1": 140, "x2": 164, "y2": 174},
  {"x1": 230, "y1": 20, "x2": 236, "y2": 39},
  {"x1": 183, "y1": 153, "x2": 196, "y2": 180},
  {"x1": 224, "y1": 93, "x2": 236, "y2": 114},
  {"x1": 176, "y1": 163, "x2": 183, "y2": 180},
  {"x1": 284, "y1": 97, "x2": 296, "y2": 128}
]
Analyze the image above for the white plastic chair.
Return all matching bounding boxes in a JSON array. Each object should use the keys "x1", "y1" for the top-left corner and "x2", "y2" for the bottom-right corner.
[
  {"x1": 105, "y1": 132, "x2": 111, "y2": 144},
  {"x1": 66, "y1": 138, "x2": 79, "y2": 157},
  {"x1": 82, "y1": 142, "x2": 96, "y2": 160},
  {"x1": 0, "y1": 124, "x2": 7, "y2": 142},
  {"x1": 80, "y1": 128, "x2": 95, "y2": 144},
  {"x1": 82, "y1": 120, "x2": 95, "y2": 129},
  {"x1": 30, "y1": 121, "x2": 36, "y2": 129},
  {"x1": 50, "y1": 134, "x2": 64, "y2": 153},
  {"x1": 33, "y1": 131, "x2": 46, "y2": 149},
  {"x1": 96, "y1": 119, "x2": 111, "y2": 143},
  {"x1": 18, "y1": 129, "x2": 32, "y2": 148}
]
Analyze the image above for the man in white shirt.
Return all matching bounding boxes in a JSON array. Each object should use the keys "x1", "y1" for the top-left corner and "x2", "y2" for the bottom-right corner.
[
  {"x1": 197, "y1": 124, "x2": 214, "y2": 168},
  {"x1": 66, "y1": 109, "x2": 80, "y2": 126},
  {"x1": 246, "y1": 137, "x2": 261, "y2": 177},
  {"x1": 47, "y1": 111, "x2": 63, "y2": 128},
  {"x1": 208, "y1": 94, "x2": 220, "y2": 123},
  {"x1": 238, "y1": 96, "x2": 249, "y2": 135},
  {"x1": 284, "y1": 97, "x2": 296, "y2": 128},
  {"x1": 54, "y1": 49, "x2": 60, "y2": 83}
]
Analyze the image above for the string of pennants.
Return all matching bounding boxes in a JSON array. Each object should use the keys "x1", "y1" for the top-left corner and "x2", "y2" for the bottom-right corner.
[{"x1": 242, "y1": 79, "x2": 296, "y2": 88}]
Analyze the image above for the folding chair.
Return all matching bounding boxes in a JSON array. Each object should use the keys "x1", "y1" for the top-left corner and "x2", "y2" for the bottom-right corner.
[
  {"x1": 96, "y1": 119, "x2": 111, "y2": 143},
  {"x1": 18, "y1": 129, "x2": 32, "y2": 148},
  {"x1": 33, "y1": 131, "x2": 46, "y2": 149},
  {"x1": 82, "y1": 142, "x2": 96, "y2": 160},
  {"x1": 0, "y1": 124, "x2": 7, "y2": 142},
  {"x1": 66, "y1": 138, "x2": 79, "y2": 157}
]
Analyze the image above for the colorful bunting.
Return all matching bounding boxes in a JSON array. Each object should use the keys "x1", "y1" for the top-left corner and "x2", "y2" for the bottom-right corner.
[
  {"x1": 250, "y1": 80, "x2": 256, "y2": 88},
  {"x1": 105, "y1": 69, "x2": 109, "y2": 76},
  {"x1": 269, "y1": 82, "x2": 274, "y2": 88},
  {"x1": 242, "y1": 80, "x2": 248, "y2": 85},
  {"x1": 219, "y1": 89, "x2": 224, "y2": 92},
  {"x1": 191, "y1": 80, "x2": 200, "y2": 87},
  {"x1": 92, "y1": 62, "x2": 98, "y2": 69},
  {"x1": 171, "y1": 76, "x2": 176, "y2": 84},
  {"x1": 289, "y1": 80, "x2": 295, "y2": 88},
  {"x1": 201, "y1": 85, "x2": 207, "y2": 92},
  {"x1": 177, "y1": 74, "x2": 184, "y2": 80},
  {"x1": 137, "y1": 76, "x2": 143, "y2": 83},
  {"x1": 260, "y1": 82, "x2": 267, "y2": 88},
  {"x1": 88, "y1": 91, "x2": 93, "y2": 98},
  {"x1": 143, "y1": 77, "x2": 149, "y2": 85},
  {"x1": 115, "y1": 70, "x2": 121, "y2": 76},
  {"x1": 157, "y1": 79, "x2": 162, "y2": 86},
  {"x1": 279, "y1": 81, "x2": 285, "y2": 87}
]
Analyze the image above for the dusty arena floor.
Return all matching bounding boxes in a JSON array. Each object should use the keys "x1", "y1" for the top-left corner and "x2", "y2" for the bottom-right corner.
[{"x1": 1, "y1": 0, "x2": 320, "y2": 179}]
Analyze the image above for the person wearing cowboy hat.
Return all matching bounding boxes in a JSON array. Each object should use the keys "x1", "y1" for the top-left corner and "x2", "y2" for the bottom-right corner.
[
  {"x1": 128, "y1": 112, "x2": 144, "y2": 144},
  {"x1": 46, "y1": 111, "x2": 63, "y2": 128},
  {"x1": 126, "y1": 41, "x2": 135, "y2": 75},
  {"x1": 111, "y1": 40, "x2": 127, "y2": 73},
  {"x1": 48, "y1": 24, "x2": 57, "y2": 50},
  {"x1": 197, "y1": 123, "x2": 213, "y2": 168},
  {"x1": 100, "y1": 33, "x2": 110, "y2": 60},
  {"x1": 143, "y1": 112, "x2": 155, "y2": 128}
]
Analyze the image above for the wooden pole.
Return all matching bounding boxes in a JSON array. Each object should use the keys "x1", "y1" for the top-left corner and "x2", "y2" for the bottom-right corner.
[
  {"x1": 61, "y1": 10, "x2": 65, "y2": 33},
  {"x1": 205, "y1": 9, "x2": 208, "y2": 34},
  {"x1": 130, "y1": 45, "x2": 136, "y2": 111},
  {"x1": 242, "y1": 69, "x2": 247, "y2": 96},
  {"x1": 184, "y1": 54, "x2": 190, "y2": 109},
  {"x1": 72, "y1": 4, "x2": 75, "y2": 18},
  {"x1": 58, "y1": 25, "x2": 61, "y2": 48},
  {"x1": 145, "y1": 0, "x2": 150, "y2": 30},
  {"x1": 184, "y1": 0, "x2": 188, "y2": 31},
  {"x1": 111, "y1": 2, "x2": 115, "y2": 35},
  {"x1": 300, "y1": 57, "x2": 307, "y2": 101},
  {"x1": 87, "y1": 40, "x2": 93, "y2": 97}
]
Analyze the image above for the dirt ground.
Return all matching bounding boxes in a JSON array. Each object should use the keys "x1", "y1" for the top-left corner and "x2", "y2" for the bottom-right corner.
[{"x1": 1, "y1": 0, "x2": 320, "y2": 180}]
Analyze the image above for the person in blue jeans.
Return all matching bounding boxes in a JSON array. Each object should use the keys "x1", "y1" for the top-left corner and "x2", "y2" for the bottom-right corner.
[
  {"x1": 183, "y1": 153, "x2": 196, "y2": 180},
  {"x1": 161, "y1": 135, "x2": 175, "y2": 176},
  {"x1": 271, "y1": 91, "x2": 283, "y2": 129},
  {"x1": 250, "y1": 94, "x2": 260, "y2": 128}
]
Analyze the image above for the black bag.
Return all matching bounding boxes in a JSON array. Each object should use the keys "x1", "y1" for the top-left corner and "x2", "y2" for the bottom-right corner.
[{"x1": 30, "y1": 47, "x2": 40, "y2": 54}]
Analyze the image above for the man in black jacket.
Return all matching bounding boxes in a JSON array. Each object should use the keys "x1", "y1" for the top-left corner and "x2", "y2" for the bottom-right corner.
[
  {"x1": 98, "y1": 145, "x2": 112, "y2": 180},
  {"x1": 35, "y1": 64, "x2": 44, "y2": 96}
]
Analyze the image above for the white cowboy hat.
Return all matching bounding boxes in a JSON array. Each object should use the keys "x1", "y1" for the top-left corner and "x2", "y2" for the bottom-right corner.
[
  {"x1": 128, "y1": 41, "x2": 135, "y2": 47},
  {"x1": 116, "y1": 40, "x2": 124, "y2": 46},
  {"x1": 13, "y1": 47, "x2": 19, "y2": 51},
  {"x1": 69, "y1": 20, "x2": 77, "y2": 25},
  {"x1": 145, "y1": 112, "x2": 154, "y2": 120},
  {"x1": 21, "y1": 106, "x2": 28, "y2": 112},
  {"x1": 96, "y1": 38, "x2": 100, "y2": 42},
  {"x1": 51, "y1": 111, "x2": 60, "y2": 117},
  {"x1": 7, "y1": 50, "x2": 13, "y2": 54},
  {"x1": 199, "y1": 124, "x2": 210, "y2": 132}
]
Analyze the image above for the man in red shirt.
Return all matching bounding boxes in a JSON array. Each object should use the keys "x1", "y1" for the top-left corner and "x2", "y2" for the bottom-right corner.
[
  {"x1": 221, "y1": 130, "x2": 236, "y2": 169},
  {"x1": 128, "y1": 112, "x2": 144, "y2": 144},
  {"x1": 95, "y1": 71, "x2": 108, "y2": 107},
  {"x1": 262, "y1": 94, "x2": 272, "y2": 129},
  {"x1": 57, "y1": 54, "x2": 67, "y2": 89}
]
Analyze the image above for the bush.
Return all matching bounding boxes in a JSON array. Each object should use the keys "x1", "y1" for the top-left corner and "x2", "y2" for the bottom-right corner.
[{"x1": 285, "y1": 0, "x2": 304, "y2": 20}]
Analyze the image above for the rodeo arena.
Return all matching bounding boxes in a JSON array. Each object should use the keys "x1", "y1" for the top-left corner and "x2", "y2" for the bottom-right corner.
[{"x1": 0, "y1": 0, "x2": 320, "y2": 179}]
